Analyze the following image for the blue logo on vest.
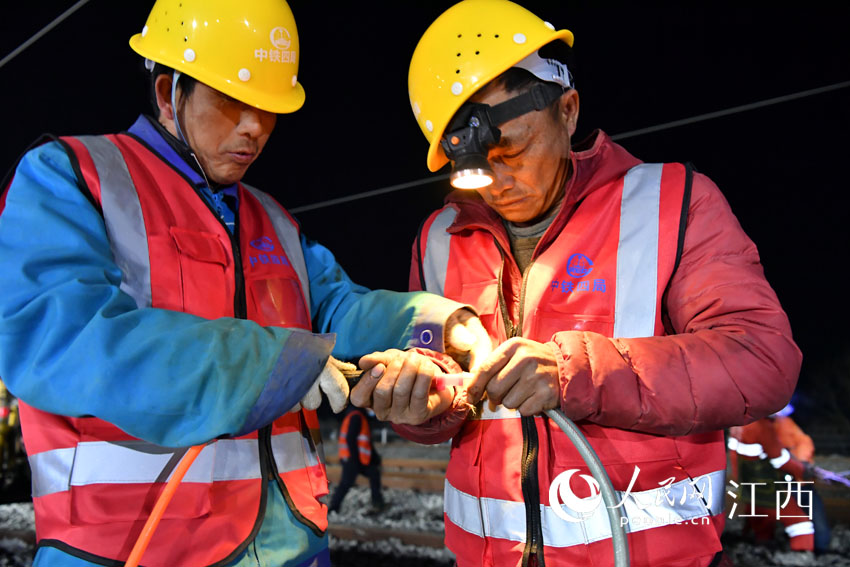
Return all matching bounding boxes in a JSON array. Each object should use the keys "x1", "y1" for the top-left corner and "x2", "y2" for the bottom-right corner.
[
  {"x1": 247, "y1": 236, "x2": 290, "y2": 268},
  {"x1": 566, "y1": 254, "x2": 593, "y2": 278},
  {"x1": 250, "y1": 236, "x2": 275, "y2": 251}
]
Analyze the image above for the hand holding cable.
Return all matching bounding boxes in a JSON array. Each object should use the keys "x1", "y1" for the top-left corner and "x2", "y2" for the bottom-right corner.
[
  {"x1": 466, "y1": 337, "x2": 560, "y2": 415},
  {"x1": 349, "y1": 349, "x2": 469, "y2": 425}
]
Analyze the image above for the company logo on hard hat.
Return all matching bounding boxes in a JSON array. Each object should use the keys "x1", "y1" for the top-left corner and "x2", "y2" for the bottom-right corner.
[
  {"x1": 250, "y1": 236, "x2": 275, "y2": 251},
  {"x1": 255, "y1": 27, "x2": 297, "y2": 65},
  {"x1": 566, "y1": 253, "x2": 593, "y2": 278},
  {"x1": 270, "y1": 27, "x2": 291, "y2": 50}
]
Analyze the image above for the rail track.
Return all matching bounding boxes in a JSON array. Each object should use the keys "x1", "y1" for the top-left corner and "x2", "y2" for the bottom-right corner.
[{"x1": 324, "y1": 454, "x2": 447, "y2": 494}]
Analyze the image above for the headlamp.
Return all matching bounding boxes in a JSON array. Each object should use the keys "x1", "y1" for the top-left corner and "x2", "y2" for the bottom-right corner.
[{"x1": 441, "y1": 81, "x2": 566, "y2": 190}]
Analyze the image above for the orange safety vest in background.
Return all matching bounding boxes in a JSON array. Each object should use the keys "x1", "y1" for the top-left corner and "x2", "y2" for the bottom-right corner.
[
  {"x1": 19, "y1": 134, "x2": 328, "y2": 567},
  {"x1": 418, "y1": 163, "x2": 726, "y2": 567},
  {"x1": 339, "y1": 409, "x2": 372, "y2": 466}
]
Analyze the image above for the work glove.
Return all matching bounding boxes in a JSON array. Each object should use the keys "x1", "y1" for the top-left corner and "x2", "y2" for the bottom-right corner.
[
  {"x1": 291, "y1": 356, "x2": 354, "y2": 414},
  {"x1": 445, "y1": 308, "x2": 492, "y2": 371}
]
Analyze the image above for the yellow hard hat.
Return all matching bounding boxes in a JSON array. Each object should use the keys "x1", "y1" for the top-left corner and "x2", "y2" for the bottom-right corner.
[
  {"x1": 129, "y1": 0, "x2": 305, "y2": 114},
  {"x1": 409, "y1": 0, "x2": 574, "y2": 172}
]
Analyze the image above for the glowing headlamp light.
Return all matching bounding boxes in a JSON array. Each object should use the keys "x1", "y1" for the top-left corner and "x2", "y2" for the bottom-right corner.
[
  {"x1": 442, "y1": 105, "x2": 500, "y2": 189},
  {"x1": 440, "y1": 81, "x2": 566, "y2": 190}
]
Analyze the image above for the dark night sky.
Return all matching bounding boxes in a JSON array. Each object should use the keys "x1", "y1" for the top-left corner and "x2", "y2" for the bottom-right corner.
[{"x1": 2, "y1": 2, "x2": 849, "y2": 430}]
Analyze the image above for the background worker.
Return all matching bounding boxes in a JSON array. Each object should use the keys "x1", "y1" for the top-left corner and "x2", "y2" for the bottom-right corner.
[
  {"x1": 350, "y1": 1, "x2": 803, "y2": 566},
  {"x1": 328, "y1": 404, "x2": 386, "y2": 515},
  {"x1": 728, "y1": 403, "x2": 842, "y2": 555},
  {"x1": 0, "y1": 1, "x2": 487, "y2": 566}
]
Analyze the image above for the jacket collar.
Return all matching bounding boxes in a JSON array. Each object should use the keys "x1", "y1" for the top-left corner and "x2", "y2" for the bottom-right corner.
[{"x1": 126, "y1": 115, "x2": 238, "y2": 195}]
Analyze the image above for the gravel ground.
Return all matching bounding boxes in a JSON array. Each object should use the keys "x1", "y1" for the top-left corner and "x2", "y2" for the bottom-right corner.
[
  {"x1": 1, "y1": 445, "x2": 848, "y2": 566},
  {"x1": 4, "y1": 490, "x2": 849, "y2": 566}
]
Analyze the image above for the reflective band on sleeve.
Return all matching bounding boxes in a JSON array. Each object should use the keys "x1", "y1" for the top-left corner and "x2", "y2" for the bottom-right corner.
[
  {"x1": 770, "y1": 448, "x2": 792, "y2": 469},
  {"x1": 445, "y1": 469, "x2": 725, "y2": 548},
  {"x1": 422, "y1": 208, "x2": 458, "y2": 295},
  {"x1": 731, "y1": 440, "x2": 766, "y2": 458},
  {"x1": 785, "y1": 521, "x2": 815, "y2": 538},
  {"x1": 613, "y1": 164, "x2": 662, "y2": 339},
  {"x1": 77, "y1": 136, "x2": 152, "y2": 308},
  {"x1": 243, "y1": 184, "x2": 311, "y2": 310},
  {"x1": 29, "y1": 433, "x2": 312, "y2": 498}
]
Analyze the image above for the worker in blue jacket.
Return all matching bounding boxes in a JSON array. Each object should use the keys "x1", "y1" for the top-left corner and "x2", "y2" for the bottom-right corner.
[{"x1": 0, "y1": 1, "x2": 488, "y2": 566}]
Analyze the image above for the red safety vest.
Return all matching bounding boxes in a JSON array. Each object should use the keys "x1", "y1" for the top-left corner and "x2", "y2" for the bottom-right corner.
[
  {"x1": 418, "y1": 163, "x2": 726, "y2": 567},
  {"x1": 339, "y1": 409, "x2": 372, "y2": 466},
  {"x1": 17, "y1": 134, "x2": 328, "y2": 567}
]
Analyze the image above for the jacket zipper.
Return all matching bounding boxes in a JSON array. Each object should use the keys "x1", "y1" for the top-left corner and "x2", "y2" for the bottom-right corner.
[
  {"x1": 188, "y1": 152, "x2": 247, "y2": 318},
  {"x1": 186, "y1": 178, "x2": 269, "y2": 565},
  {"x1": 493, "y1": 238, "x2": 545, "y2": 567},
  {"x1": 264, "y1": 413, "x2": 325, "y2": 536}
]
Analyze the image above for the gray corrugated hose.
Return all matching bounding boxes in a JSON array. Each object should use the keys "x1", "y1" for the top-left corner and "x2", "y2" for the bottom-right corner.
[{"x1": 545, "y1": 408, "x2": 630, "y2": 567}]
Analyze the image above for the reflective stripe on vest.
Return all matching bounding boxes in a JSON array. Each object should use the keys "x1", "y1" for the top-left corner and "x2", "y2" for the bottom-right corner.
[
  {"x1": 29, "y1": 433, "x2": 318, "y2": 498},
  {"x1": 614, "y1": 164, "x2": 662, "y2": 338},
  {"x1": 422, "y1": 207, "x2": 457, "y2": 296},
  {"x1": 444, "y1": 469, "x2": 726, "y2": 547},
  {"x1": 77, "y1": 136, "x2": 152, "y2": 308}
]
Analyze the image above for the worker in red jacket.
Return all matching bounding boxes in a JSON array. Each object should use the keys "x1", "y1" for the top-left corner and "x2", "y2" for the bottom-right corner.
[{"x1": 349, "y1": 1, "x2": 802, "y2": 566}]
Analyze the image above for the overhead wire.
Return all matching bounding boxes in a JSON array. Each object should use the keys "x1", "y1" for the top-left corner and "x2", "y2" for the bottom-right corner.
[
  {"x1": 0, "y1": 0, "x2": 91, "y2": 71},
  {"x1": 2, "y1": 5, "x2": 847, "y2": 213},
  {"x1": 290, "y1": 79, "x2": 850, "y2": 214}
]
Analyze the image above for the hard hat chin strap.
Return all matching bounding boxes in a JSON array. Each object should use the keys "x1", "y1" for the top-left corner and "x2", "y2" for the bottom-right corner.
[
  {"x1": 171, "y1": 70, "x2": 189, "y2": 145},
  {"x1": 169, "y1": 70, "x2": 215, "y2": 191}
]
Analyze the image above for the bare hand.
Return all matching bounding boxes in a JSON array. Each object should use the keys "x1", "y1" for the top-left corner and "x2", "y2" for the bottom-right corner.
[
  {"x1": 350, "y1": 349, "x2": 454, "y2": 425},
  {"x1": 467, "y1": 338, "x2": 560, "y2": 416},
  {"x1": 444, "y1": 308, "x2": 492, "y2": 370}
]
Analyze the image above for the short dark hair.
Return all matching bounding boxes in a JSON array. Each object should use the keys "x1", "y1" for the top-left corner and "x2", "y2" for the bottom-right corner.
[{"x1": 147, "y1": 62, "x2": 199, "y2": 118}]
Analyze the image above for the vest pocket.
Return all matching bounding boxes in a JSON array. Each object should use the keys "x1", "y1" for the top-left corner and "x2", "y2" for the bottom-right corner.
[
  {"x1": 247, "y1": 277, "x2": 311, "y2": 329},
  {"x1": 169, "y1": 227, "x2": 232, "y2": 319}
]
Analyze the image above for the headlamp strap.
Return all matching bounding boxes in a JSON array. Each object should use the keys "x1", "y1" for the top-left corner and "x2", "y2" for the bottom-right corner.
[{"x1": 487, "y1": 82, "x2": 565, "y2": 128}]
